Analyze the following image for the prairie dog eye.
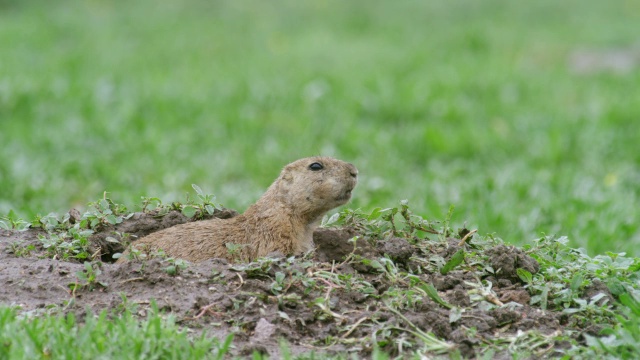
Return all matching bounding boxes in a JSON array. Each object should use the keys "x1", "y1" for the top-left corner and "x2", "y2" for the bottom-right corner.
[{"x1": 308, "y1": 162, "x2": 324, "y2": 171}]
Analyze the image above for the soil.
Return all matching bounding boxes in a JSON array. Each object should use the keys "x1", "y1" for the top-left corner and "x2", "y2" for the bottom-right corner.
[{"x1": 0, "y1": 210, "x2": 600, "y2": 358}]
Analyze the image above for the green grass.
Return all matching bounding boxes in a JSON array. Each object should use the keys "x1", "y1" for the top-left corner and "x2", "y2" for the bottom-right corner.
[
  {"x1": 0, "y1": 304, "x2": 231, "y2": 359},
  {"x1": 586, "y1": 293, "x2": 640, "y2": 359},
  {"x1": 1, "y1": 0, "x2": 639, "y2": 256}
]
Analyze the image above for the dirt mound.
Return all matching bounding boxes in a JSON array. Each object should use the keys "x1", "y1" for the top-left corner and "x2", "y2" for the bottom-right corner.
[
  {"x1": 0, "y1": 209, "x2": 611, "y2": 358},
  {"x1": 92, "y1": 208, "x2": 239, "y2": 261}
]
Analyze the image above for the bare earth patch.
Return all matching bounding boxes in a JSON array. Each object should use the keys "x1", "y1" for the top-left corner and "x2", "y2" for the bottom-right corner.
[{"x1": 568, "y1": 47, "x2": 640, "y2": 74}]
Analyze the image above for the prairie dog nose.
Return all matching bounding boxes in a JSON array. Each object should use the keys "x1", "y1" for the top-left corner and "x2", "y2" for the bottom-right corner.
[{"x1": 347, "y1": 163, "x2": 358, "y2": 178}]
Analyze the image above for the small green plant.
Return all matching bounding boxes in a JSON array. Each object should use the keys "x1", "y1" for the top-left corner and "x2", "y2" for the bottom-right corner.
[
  {"x1": 113, "y1": 293, "x2": 139, "y2": 315},
  {"x1": 325, "y1": 201, "x2": 444, "y2": 247},
  {"x1": 8, "y1": 242, "x2": 36, "y2": 257},
  {"x1": 0, "y1": 210, "x2": 30, "y2": 230},
  {"x1": 113, "y1": 244, "x2": 149, "y2": 262},
  {"x1": 140, "y1": 196, "x2": 164, "y2": 213},
  {"x1": 39, "y1": 225, "x2": 94, "y2": 261},
  {"x1": 225, "y1": 242, "x2": 249, "y2": 262},
  {"x1": 164, "y1": 257, "x2": 188, "y2": 276},
  {"x1": 440, "y1": 248, "x2": 465, "y2": 275},
  {"x1": 70, "y1": 261, "x2": 108, "y2": 292},
  {"x1": 270, "y1": 271, "x2": 286, "y2": 294},
  {"x1": 232, "y1": 256, "x2": 276, "y2": 278},
  {"x1": 30, "y1": 212, "x2": 65, "y2": 231},
  {"x1": 181, "y1": 184, "x2": 222, "y2": 219},
  {"x1": 81, "y1": 193, "x2": 133, "y2": 229}
]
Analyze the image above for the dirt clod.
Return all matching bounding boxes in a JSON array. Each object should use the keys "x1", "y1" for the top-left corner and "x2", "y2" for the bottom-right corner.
[
  {"x1": 499, "y1": 289, "x2": 531, "y2": 305},
  {"x1": 313, "y1": 227, "x2": 369, "y2": 262},
  {"x1": 251, "y1": 318, "x2": 277, "y2": 343},
  {"x1": 378, "y1": 237, "x2": 414, "y2": 264},
  {"x1": 486, "y1": 245, "x2": 540, "y2": 282},
  {"x1": 449, "y1": 286, "x2": 471, "y2": 307}
]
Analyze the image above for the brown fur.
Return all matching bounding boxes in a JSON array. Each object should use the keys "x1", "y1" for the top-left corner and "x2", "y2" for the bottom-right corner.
[{"x1": 116, "y1": 156, "x2": 357, "y2": 263}]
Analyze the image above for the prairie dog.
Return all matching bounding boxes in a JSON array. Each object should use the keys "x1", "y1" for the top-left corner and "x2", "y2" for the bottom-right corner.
[{"x1": 117, "y1": 156, "x2": 358, "y2": 263}]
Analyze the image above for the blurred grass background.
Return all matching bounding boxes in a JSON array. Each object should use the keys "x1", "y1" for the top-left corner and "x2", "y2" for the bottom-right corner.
[{"x1": 1, "y1": 0, "x2": 639, "y2": 255}]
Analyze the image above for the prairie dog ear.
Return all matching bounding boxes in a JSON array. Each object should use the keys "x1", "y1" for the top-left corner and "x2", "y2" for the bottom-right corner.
[{"x1": 278, "y1": 173, "x2": 293, "y2": 194}]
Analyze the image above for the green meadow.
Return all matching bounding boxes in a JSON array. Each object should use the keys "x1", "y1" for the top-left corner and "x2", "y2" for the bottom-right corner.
[{"x1": 1, "y1": 0, "x2": 639, "y2": 255}]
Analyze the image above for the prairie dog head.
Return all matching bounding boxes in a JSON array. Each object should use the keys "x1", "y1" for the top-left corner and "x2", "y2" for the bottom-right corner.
[{"x1": 274, "y1": 156, "x2": 358, "y2": 220}]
